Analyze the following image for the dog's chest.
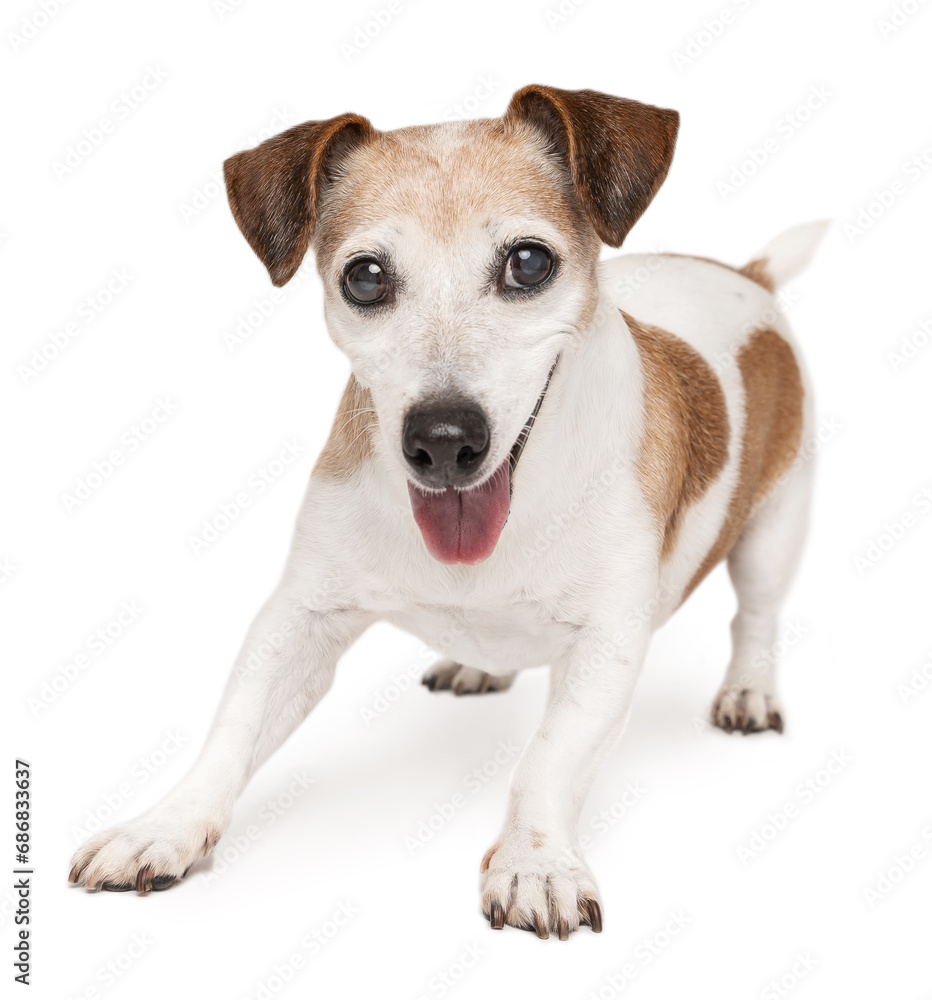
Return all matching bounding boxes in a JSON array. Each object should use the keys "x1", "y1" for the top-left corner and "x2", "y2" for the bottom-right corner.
[{"x1": 385, "y1": 598, "x2": 577, "y2": 673}]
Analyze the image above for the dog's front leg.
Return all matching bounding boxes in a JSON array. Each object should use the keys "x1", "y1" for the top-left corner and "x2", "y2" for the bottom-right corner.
[
  {"x1": 68, "y1": 580, "x2": 371, "y2": 892},
  {"x1": 481, "y1": 620, "x2": 649, "y2": 939}
]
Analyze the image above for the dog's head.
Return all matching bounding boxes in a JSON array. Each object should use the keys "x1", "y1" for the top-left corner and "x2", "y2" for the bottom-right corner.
[{"x1": 224, "y1": 85, "x2": 678, "y2": 565}]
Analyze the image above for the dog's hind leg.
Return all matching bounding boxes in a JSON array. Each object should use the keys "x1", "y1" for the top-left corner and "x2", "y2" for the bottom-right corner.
[
  {"x1": 422, "y1": 658, "x2": 516, "y2": 695},
  {"x1": 712, "y1": 455, "x2": 814, "y2": 735}
]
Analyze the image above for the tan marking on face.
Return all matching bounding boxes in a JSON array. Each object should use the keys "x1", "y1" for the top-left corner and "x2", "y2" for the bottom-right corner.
[
  {"x1": 313, "y1": 375, "x2": 375, "y2": 478},
  {"x1": 311, "y1": 118, "x2": 606, "y2": 485},
  {"x1": 662, "y1": 253, "x2": 776, "y2": 293},
  {"x1": 625, "y1": 312, "x2": 729, "y2": 560},
  {"x1": 682, "y1": 327, "x2": 804, "y2": 600},
  {"x1": 313, "y1": 118, "x2": 600, "y2": 279}
]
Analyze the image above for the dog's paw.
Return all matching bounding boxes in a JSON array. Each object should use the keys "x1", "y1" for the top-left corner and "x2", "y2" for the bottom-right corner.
[
  {"x1": 480, "y1": 837, "x2": 602, "y2": 940},
  {"x1": 712, "y1": 686, "x2": 784, "y2": 735},
  {"x1": 422, "y1": 659, "x2": 515, "y2": 696},
  {"x1": 68, "y1": 803, "x2": 226, "y2": 893}
]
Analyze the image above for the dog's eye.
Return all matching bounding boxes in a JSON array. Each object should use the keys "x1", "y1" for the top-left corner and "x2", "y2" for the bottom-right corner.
[
  {"x1": 504, "y1": 245, "x2": 553, "y2": 289},
  {"x1": 344, "y1": 259, "x2": 387, "y2": 304}
]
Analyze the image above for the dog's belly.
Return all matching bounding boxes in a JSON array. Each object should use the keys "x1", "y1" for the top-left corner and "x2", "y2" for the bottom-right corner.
[{"x1": 386, "y1": 603, "x2": 576, "y2": 674}]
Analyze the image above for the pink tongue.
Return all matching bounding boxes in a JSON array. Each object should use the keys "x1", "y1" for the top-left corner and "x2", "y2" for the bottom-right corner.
[{"x1": 407, "y1": 459, "x2": 511, "y2": 565}]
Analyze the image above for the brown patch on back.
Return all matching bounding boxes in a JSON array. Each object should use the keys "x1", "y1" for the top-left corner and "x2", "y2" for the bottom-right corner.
[
  {"x1": 314, "y1": 375, "x2": 375, "y2": 478},
  {"x1": 682, "y1": 328, "x2": 804, "y2": 600},
  {"x1": 625, "y1": 312, "x2": 729, "y2": 560},
  {"x1": 738, "y1": 256, "x2": 776, "y2": 293}
]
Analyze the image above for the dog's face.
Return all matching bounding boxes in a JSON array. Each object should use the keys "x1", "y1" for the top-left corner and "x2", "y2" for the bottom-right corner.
[
  {"x1": 224, "y1": 86, "x2": 678, "y2": 564},
  {"x1": 313, "y1": 119, "x2": 599, "y2": 489}
]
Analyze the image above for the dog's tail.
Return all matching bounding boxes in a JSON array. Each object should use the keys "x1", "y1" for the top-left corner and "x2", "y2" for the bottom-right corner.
[{"x1": 739, "y1": 220, "x2": 830, "y2": 292}]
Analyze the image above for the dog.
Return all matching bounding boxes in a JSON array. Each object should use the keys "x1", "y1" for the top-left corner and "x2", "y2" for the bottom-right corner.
[{"x1": 68, "y1": 85, "x2": 825, "y2": 940}]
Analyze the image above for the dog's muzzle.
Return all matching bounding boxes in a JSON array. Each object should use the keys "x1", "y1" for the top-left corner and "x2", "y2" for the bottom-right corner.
[{"x1": 404, "y1": 360, "x2": 558, "y2": 565}]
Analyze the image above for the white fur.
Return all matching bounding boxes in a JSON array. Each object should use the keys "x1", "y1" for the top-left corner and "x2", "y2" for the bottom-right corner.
[
  {"x1": 69, "y1": 206, "x2": 823, "y2": 932},
  {"x1": 750, "y1": 218, "x2": 830, "y2": 288}
]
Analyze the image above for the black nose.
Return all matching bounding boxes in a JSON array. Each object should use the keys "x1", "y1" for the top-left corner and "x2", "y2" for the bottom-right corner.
[{"x1": 402, "y1": 404, "x2": 490, "y2": 486}]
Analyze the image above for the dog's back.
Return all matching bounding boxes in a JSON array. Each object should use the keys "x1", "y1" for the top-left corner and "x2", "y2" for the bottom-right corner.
[{"x1": 600, "y1": 221, "x2": 826, "y2": 622}]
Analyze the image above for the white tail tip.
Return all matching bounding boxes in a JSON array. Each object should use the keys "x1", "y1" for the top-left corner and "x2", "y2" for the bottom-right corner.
[{"x1": 745, "y1": 219, "x2": 831, "y2": 289}]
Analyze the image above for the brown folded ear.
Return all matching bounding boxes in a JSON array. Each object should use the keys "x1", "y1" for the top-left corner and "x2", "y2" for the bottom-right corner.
[
  {"x1": 505, "y1": 85, "x2": 679, "y2": 247},
  {"x1": 223, "y1": 113, "x2": 375, "y2": 286}
]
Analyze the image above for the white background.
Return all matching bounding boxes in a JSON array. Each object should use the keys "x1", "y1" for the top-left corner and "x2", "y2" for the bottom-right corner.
[{"x1": 3, "y1": 0, "x2": 932, "y2": 997}]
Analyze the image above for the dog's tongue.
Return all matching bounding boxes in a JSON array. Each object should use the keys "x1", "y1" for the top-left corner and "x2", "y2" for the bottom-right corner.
[{"x1": 407, "y1": 459, "x2": 511, "y2": 565}]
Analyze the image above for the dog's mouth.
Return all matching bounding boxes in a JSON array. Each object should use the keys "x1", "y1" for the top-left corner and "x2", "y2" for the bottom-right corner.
[{"x1": 407, "y1": 358, "x2": 558, "y2": 566}]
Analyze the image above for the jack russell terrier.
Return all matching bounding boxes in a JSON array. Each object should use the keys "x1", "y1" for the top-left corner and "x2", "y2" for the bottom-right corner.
[{"x1": 69, "y1": 85, "x2": 826, "y2": 940}]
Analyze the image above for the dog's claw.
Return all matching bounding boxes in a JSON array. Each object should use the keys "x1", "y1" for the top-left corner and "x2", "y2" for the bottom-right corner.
[
  {"x1": 76, "y1": 863, "x2": 184, "y2": 894},
  {"x1": 490, "y1": 901, "x2": 505, "y2": 929},
  {"x1": 558, "y1": 919, "x2": 569, "y2": 941},
  {"x1": 585, "y1": 898, "x2": 602, "y2": 933},
  {"x1": 533, "y1": 912, "x2": 549, "y2": 939},
  {"x1": 69, "y1": 857, "x2": 94, "y2": 886},
  {"x1": 714, "y1": 687, "x2": 784, "y2": 735},
  {"x1": 135, "y1": 865, "x2": 154, "y2": 893},
  {"x1": 423, "y1": 661, "x2": 515, "y2": 696},
  {"x1": 734, "y1": 691, "x2": 748, "y2": 730}
]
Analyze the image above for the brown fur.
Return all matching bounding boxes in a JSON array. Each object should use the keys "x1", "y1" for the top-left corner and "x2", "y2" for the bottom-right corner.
[
  {"x1": 312, "y1": 117, "x2": 598, "y2": 264},
  {"x1": 224, "y1": 114, "x2": 375, "y2": 287},
  {"x1": 313, "y1": 375, "x2": 375, "y2": 478},
  {"x1": 626, "y1": 312, "x2": 729, "y2": 560},
  {"x1": 505, "y1": 85, "x2": 679, "y2": 248},
  {"x1": 224, "y1": 87, "x2": 678, "y2": 293},
  {"x1": 310, "y1": 116, "x2": 605, "y2": 341},
  {"x1": 738, "y1": 256, "x2": 776, "y2": 293},
  {"x1": 682, "y1": 327, "x2": 804, "y2": 600}
]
